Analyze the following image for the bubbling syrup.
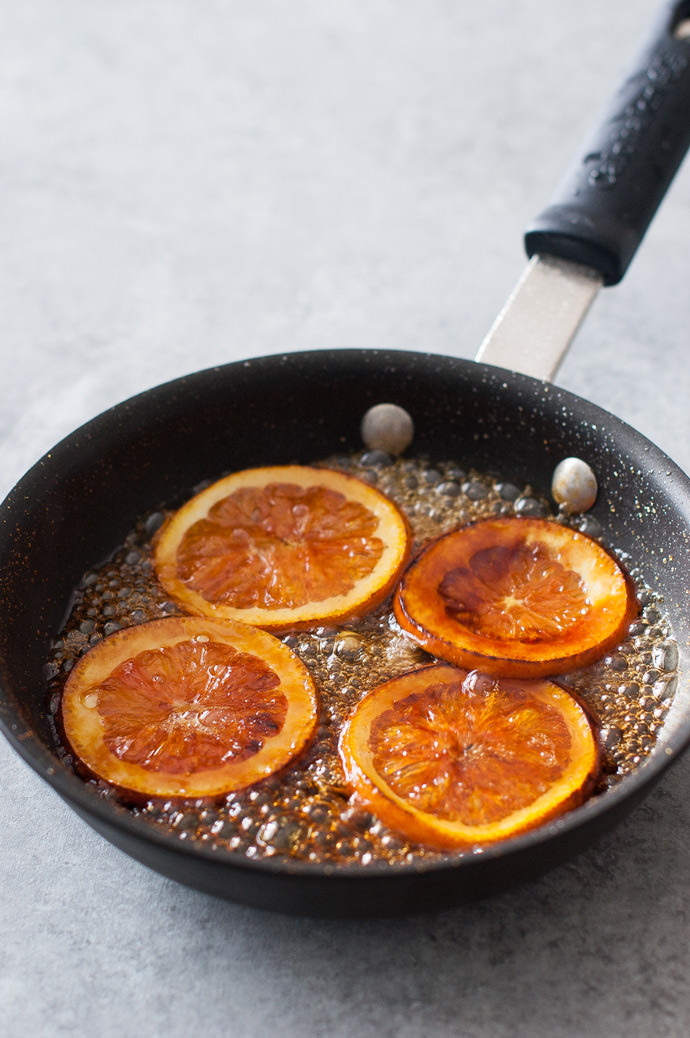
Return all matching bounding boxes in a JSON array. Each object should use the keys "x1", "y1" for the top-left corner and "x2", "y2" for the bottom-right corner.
[{"x1": 46, "y1": 452, "x2": 678, "y2": 866}]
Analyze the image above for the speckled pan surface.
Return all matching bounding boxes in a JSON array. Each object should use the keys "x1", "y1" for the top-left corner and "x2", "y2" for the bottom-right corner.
[{"x1": 1, "y1": 348, "x2": 689, "y2": 916}]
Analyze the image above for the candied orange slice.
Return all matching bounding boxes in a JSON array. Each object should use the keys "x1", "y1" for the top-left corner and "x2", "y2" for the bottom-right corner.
[
  {"x1": 340, "y1": 664, "x2": 600, "y2": 849},
  {"x1": 61, "y1": 616, "x2": 318, "y2": 799},
  {"x1": 394, "y1": 516, "x2": 636, "y2": 677},
  {"x1": 154, "y1": 465, "x2": 410, "y2": 631}
]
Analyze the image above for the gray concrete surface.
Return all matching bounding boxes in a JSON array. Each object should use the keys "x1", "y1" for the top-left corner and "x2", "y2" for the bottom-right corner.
[{"x1": 2, "y1": 2, "x2": 690, "y2": 1035}]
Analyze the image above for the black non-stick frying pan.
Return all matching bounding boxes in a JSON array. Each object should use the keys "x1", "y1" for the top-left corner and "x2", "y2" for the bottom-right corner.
[{"x1": 1, "y1": 2, "x2": 690, "y2": 917}]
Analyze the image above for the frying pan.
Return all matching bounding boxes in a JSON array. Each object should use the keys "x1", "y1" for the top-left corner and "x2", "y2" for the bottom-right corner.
[{"x1": 1, "y1": 2, "x2": 690, "y2": 918}]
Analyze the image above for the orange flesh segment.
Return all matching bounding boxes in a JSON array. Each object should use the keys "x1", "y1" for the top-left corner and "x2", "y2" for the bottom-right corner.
[
  {"x1": 177, "y1": 482, "x2": 383, "y2": 608},
  {"x1": 154, "y1": 465, "x2": 411, "y2": 631},
  {"x1": 340, "y1": 664, "x2": 600, "y2": 849},
  {"x1": 394, "y1": 516, "x2": 636, "y2": 677},
  {"x1": 440, "y1": 541, "x2": 589, "y2": 641},
  {"x1": 61, "y1": 617, "x2": 318, "y2": 799},
  {"x1": 96, "y1": 639, "x2": 287, "y2": 774}
]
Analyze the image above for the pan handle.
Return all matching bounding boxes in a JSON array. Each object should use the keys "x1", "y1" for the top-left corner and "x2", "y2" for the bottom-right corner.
[{"x1": 524, "y1": 1, "x2": 690, "y2": 286}]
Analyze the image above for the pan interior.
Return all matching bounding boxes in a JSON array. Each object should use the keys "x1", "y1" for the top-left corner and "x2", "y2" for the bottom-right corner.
[{"x1": 1, "y1": 349, "x2": 689, "y2": 881}]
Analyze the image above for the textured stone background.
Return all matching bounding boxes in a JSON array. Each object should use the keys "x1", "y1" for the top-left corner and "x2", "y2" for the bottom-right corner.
[{"x1": 2, "y1": 2, "x2": 690, "y2": 1036}]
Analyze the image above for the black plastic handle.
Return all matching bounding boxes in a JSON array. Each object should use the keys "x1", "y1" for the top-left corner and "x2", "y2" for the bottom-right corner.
[{"x1": 524, "y1": 1, "x2": 690, "y2": 285}]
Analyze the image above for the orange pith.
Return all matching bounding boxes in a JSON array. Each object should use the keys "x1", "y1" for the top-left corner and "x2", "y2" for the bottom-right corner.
[
  {"x1": 61, "y1": 616, "x2": 318, "y2": 798},
  {"x1": 154, "y1": 465, "x2": 411, "y2": 631},
  {"x1": 339, "y1": 664, "x2": 600, "y2": 849},
  {"x1": 394, "y1": 516, "x2": 636, "y2": 677}
]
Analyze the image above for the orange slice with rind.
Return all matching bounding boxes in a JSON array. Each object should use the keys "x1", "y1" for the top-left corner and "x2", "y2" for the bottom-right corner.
[
  {"x1": 339, "y1": 664, "x2": 600, "y2": 849},
  {"x1": 394, "y1": 516, "x2": 636, "y2": 677},
  {"x1": 154, "y1": 465, "x2": 411, "y2": 632},
  {"x1": 61, "y1": 616, "x2": 318, "y2": 799}
]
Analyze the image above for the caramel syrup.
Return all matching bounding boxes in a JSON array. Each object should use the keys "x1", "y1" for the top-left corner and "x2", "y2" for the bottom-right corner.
[{"x1": 46, "y1": 452, "x2": 678, "y2": 866}]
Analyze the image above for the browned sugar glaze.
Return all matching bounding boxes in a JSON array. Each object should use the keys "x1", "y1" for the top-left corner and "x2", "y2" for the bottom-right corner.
[{"x1": 47, "y1": 452, "x2": 678, "y2": 867}]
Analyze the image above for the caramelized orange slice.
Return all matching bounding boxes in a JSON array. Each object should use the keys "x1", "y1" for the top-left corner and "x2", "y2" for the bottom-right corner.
[
  {"x1": 394, "y1": 517, "x2": 636, "y2": 677},
  {"x1": 61, "y1": 616, "x2": 318, "y2": 799},
  {"x1": 154, "y1": 465, "x2": 410, "y2": 631},
  {"x1": 340, "y1": 664, "x2": 600, "y2": 849}
]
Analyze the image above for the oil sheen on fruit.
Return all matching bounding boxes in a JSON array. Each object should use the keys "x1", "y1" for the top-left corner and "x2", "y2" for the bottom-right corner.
[{"x1": 46, "y1": 451, "x2": 679, "y2": 868}]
